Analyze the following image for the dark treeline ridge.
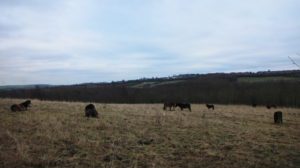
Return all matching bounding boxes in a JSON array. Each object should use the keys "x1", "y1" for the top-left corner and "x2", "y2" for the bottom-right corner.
[{"x1": 1, "y1": 70, "x2": 300, "y2": 107}]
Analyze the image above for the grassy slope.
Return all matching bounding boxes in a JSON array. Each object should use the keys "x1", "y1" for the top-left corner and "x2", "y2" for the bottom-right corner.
[
  {"x1": 0, "y1": 99, "x2": 299, "y2": 168},
  {"x1": 130, "y1": 80, "x2": 185, "y2": 88},
  {"x1": 237, "y1": 76, "x2": 300, "y2": 83}
]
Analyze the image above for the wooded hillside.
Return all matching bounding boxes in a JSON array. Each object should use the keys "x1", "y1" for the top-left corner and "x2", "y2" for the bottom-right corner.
[{"x1": 1, "y1": 70, "x2": 300, "y2": 107}]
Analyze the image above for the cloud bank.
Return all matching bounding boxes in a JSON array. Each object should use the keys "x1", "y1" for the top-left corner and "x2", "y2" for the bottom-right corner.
[{"x1": 0, "y1": 0, "x2": 299, "y2": 85}]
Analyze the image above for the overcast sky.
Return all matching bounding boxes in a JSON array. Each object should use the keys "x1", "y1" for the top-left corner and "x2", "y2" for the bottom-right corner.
[{"x1": 0, "y1": 0, "x2": 299, "y2": 85}]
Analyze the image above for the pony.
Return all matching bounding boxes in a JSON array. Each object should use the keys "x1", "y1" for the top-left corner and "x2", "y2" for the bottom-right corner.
[
  {"x1": 163, "y1": 102, "x2": 176, "y2": 111},
  {"x1": 85, "y1": 104, "x2": 98, "y2": 118},
  {"x1": 206, "y1": 104, "x2": 214, "y2": 110},
  {"x1": 176, "y1": 103, "x2": 191, "y2": 112},
  {"x1": 11, "y1": 100, "x2": 31, "y2": 112},
  {"x1": 274, "y1": 111, "x2": 283, "y2": 124}
]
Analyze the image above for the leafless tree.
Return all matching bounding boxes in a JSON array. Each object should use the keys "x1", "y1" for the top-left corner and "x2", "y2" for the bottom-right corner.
[{"x1": 288, "y1": 53, "x2": 300, "y2": 69}]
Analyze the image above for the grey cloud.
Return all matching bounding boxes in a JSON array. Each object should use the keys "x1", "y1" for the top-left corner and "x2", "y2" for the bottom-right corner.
[
  {"x1": 0, "y1": 0, "x2": 58, "y2": 8},
  {"x1": 0, "y1": 23, "x2": 20, "y2": 37},
  {"x1": 0, "y1": 0, "x2": 299, "y2": 85}
]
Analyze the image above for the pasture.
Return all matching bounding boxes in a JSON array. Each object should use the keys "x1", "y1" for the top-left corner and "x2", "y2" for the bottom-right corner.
[{"x1": 0, "y1": 99, "x2": 299, "y2": 168}]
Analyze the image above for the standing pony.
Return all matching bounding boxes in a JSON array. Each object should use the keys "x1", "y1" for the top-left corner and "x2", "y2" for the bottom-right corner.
[
  {"x1": 176, "y1": 103, "x2": 192, "y2": 112},
  {"x1": 163, "y1": 102, "x2": 176, "y2": 111},
  {"x1": 206, "y1": 104, "x2": 214, "y2": 110}
]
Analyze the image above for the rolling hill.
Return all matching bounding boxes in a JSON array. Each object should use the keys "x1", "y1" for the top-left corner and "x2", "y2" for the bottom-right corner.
[{"x1": 0, "y1": 70, "x2": 300, "y2": 107}]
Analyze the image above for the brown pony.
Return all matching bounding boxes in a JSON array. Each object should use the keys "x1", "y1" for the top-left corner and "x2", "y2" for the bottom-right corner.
[
  {"x1": 163, "y1": 102, "x2": 176, "y2": 111},
  {"x1": 11, "y1": 100, "x2": 31, "y2": 112}
]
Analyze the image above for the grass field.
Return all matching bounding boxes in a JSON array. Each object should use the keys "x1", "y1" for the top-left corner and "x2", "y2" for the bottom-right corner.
[
  {"x1": 0, "y1": 99, "x2": 299, "y2": 168},
  {"x1": 237, "y1": 76, "x2": 300, "y2": 83}
]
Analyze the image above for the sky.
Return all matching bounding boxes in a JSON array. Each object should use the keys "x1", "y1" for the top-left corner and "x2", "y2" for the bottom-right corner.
[{"x1": 0, "y1": 0, "x2": 299, "y2": 85}]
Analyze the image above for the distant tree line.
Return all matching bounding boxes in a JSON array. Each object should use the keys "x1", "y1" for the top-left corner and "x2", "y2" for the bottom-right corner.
[{"x1": 1, "y1": 70, "x2": 300, "y2": 107}]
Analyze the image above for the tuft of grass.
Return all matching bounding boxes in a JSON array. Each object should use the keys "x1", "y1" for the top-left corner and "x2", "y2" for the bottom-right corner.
[{"x1": 0, "y1": 98, "x2": 299, "y2": 168}]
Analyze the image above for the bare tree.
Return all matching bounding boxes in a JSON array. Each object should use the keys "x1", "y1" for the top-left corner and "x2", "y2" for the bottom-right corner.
[{"x1": 288, "y1": 54, "x2": 300, "y2": 69}]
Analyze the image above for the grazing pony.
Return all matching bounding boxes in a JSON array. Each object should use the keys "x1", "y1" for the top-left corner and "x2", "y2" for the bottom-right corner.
[
  {"x1": 85, "y1": 104, "x2": 98, "y2": 118},
  {"x1": 11, "y1": 100, "x2": 31, "y2": 112},
  {"x1": 206, "y1": 104, "x2": 214, "y2": 110},
  {"x1": 176, "y1": 103, "x2": 191, "y2": 112},
  {"x1": 163, "y1": 102, "x2": 176, "y2": 111}
]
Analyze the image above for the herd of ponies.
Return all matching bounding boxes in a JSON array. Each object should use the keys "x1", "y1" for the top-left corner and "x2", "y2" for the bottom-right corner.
[{"x1": 9, "y1": 100, "x2": 283, "y2": 124}]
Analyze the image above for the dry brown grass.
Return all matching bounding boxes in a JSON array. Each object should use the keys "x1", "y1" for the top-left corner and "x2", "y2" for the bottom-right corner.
[{"x1": 0, "y1": 98, "x2": 299, "y2": 168}]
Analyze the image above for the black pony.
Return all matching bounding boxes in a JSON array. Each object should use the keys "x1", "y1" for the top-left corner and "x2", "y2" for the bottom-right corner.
[
  {"x1": 85, "y1": 104, "x2": 98, "y2": 118},
  {"x1": 206, "y1": 104, "x2": 214, "y2": 110},
  {"x1": 176, "y1": 103, "x2": 191, "y2": 112},
  {"x1": 274, "y1": 111, "x2": 283, "y2": 124},
  {"x1": 163, "y1": 102, "x2": 176, "y2": 111},
  {"x1": 11, "y1": 100, "x2": 31, "y2": 112}
]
